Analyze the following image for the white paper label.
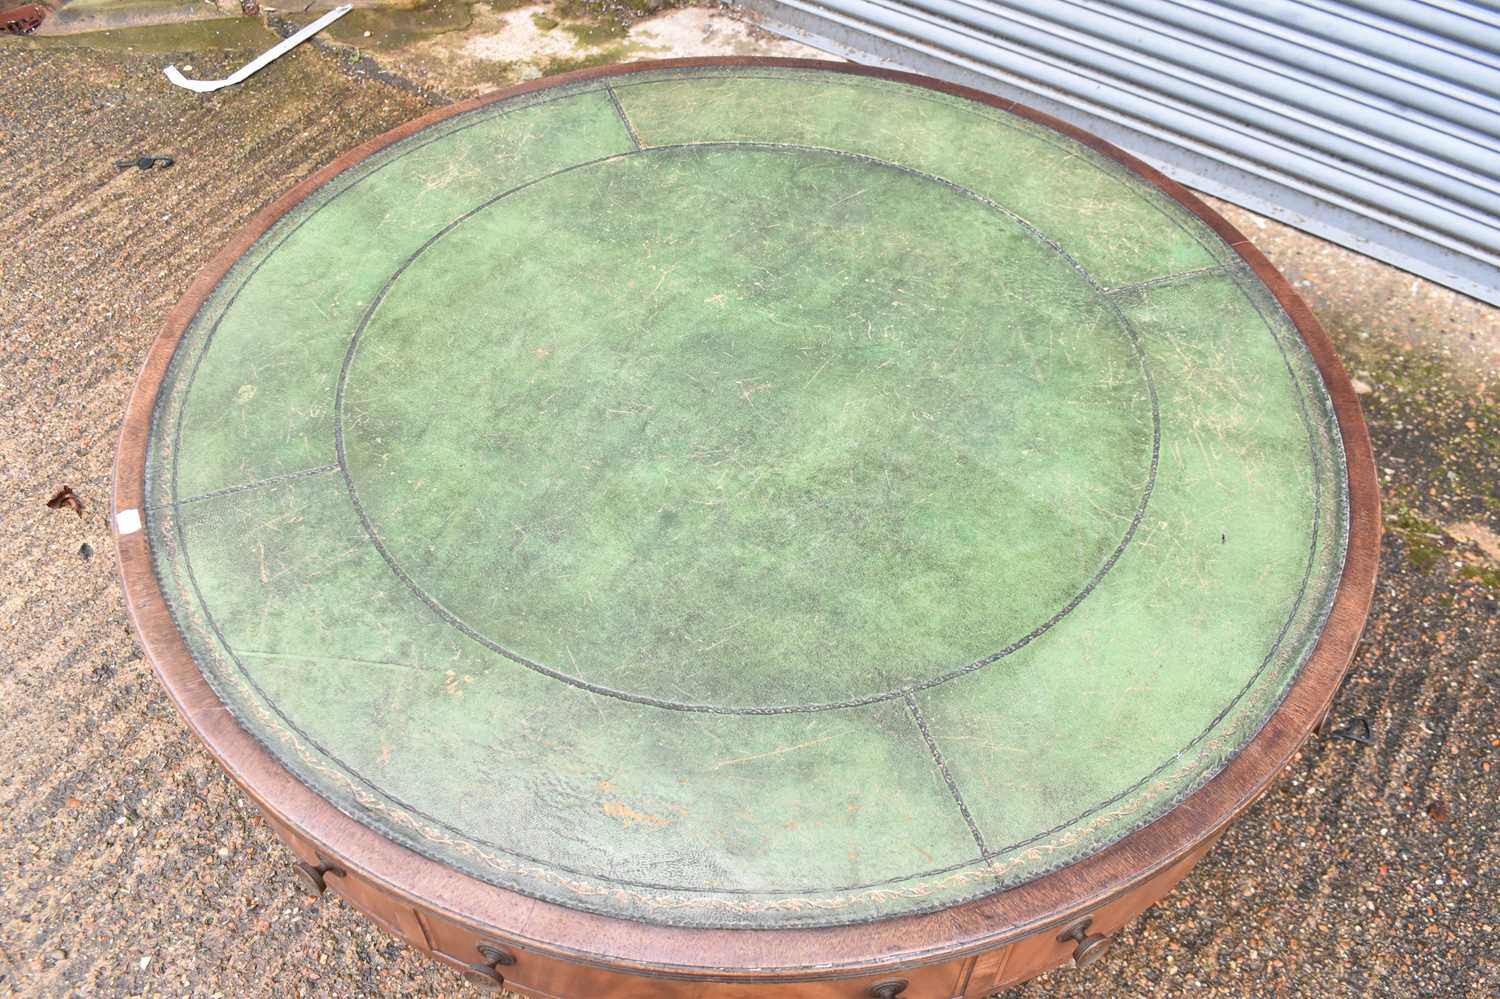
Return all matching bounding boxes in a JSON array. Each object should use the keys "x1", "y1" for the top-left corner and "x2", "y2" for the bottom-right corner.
[{"x1": 116, "y1": 508, "x2": 142, "y2": 535}]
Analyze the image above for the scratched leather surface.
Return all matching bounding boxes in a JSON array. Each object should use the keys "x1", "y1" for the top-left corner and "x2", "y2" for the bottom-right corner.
[{"x1": 142, "y1": 66, "x2": 1349, "y2": 929}]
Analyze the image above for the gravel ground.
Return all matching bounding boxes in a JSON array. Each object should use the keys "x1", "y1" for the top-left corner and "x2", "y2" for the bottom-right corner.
[{"x1": 2, "y1": 23, "x2": 1497, "y2": 999}]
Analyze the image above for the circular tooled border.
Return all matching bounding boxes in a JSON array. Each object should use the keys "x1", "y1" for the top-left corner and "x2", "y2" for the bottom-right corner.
[
  {"x1": 328, "y1": 139, "x2": 1161, "y2": 714},
  {"x1": 114, "y1": 57, "x2": 1379, "y2": 983}
]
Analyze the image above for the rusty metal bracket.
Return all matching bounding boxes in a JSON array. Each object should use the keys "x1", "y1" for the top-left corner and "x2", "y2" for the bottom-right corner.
[{"x1": 0, "y1": 2, "x2": 49, "y2": 34}]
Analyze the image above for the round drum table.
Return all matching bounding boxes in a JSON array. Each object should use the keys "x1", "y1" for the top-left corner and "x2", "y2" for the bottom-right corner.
[{"x1": 115, "y1": 59, "x2": 1378, "y2": 997}]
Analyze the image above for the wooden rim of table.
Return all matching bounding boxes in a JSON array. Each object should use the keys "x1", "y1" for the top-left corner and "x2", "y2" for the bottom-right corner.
[{"x1": 113, "y1": 57, "x2": 1380, "y2": 980}]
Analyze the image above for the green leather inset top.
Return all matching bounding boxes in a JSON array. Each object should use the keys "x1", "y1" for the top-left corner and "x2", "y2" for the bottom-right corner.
[{"x1": 142, "y1": 65, "x2": 1349, "y2": 930}]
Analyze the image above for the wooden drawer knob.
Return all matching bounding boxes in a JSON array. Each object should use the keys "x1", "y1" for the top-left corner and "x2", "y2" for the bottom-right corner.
[
  {"x1": 1058, "y1": 917, "x2": 1113, "y2": 970},
  {"x1": 461, "y1": 963, "x2": 505, "y2": 991},
  {"x1": 293, "y1": 860, "x2": 345, "y2": 898},
  {"x1": 869, "y1": 980, "x2": 908, "y2": 998},
  {"x1": 476, "y1": 940, "x2": 517, "y2": 966}
]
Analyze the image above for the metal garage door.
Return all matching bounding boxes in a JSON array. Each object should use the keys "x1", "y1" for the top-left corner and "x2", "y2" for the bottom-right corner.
[{"x1": 738, "y1": 0, "x2": 1500, "y2": 305}]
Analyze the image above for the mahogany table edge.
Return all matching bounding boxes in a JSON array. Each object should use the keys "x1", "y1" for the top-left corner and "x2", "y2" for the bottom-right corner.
[{"x1": 110, "y1": 56, "x2": 1381, "y2": 994}]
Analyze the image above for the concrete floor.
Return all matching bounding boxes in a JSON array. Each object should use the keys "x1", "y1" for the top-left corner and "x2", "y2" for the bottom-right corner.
[{"x1": 1, "y1": 9, "x2": 1497, "y2": 997}]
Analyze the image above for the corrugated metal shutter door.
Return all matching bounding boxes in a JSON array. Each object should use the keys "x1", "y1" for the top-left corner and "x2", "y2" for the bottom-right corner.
[{"x1": 739, "y1": 0, "x2": 1500, "y2": 304}]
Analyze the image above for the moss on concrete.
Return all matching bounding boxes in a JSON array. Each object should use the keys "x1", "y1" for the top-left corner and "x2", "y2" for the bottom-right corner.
[
  {"x1": 553, "y1": 0, "x2": 686, "y2": 32},
  {"x1": 540, "y1": 43, "x2": 631, "y2": 73},
  {"x1": 1386, "y1": 505, "x2": 1447, "y2": 573},
  {"x1": 317, "y1": 0, "x2": 484, "y2": 49},
  {"x1": 558, "y1": 16, "x2": 625, "y2": 43},
  {"x1": 1324, "y1": 321, "x2": 1500, "y2": 592},
  {"x1": 7, "y1": 15, "x2": 271, "y2": 51}
]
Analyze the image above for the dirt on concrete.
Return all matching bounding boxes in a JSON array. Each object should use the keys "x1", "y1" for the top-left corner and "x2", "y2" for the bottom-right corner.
[
  {"x1": 1, "y1": 18, "x2": 1496, "y2": 999},
  {"x1": 33, "y1": 0, "x2": 824, "y2": 99}
]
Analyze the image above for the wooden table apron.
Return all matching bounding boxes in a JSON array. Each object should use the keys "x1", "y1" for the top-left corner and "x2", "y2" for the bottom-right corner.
[{"x1": 112, "y1": 57, "x2": 1380, "y2": 994}]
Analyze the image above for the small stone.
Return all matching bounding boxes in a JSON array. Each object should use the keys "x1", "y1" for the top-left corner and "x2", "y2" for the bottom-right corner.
[{"x1": 1352, "y1": 378, "x2": 1373, "y2": 395}]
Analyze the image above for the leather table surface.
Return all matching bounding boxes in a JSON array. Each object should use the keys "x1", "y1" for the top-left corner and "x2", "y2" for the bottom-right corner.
[{"x1": 138, "y1": 64, "x2": 1350, "y2": 930}]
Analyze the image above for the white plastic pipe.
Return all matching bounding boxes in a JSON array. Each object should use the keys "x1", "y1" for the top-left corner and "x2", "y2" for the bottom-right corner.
[{"x1": 164, "y1": 4, "x2": 352, "y2": 93}]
